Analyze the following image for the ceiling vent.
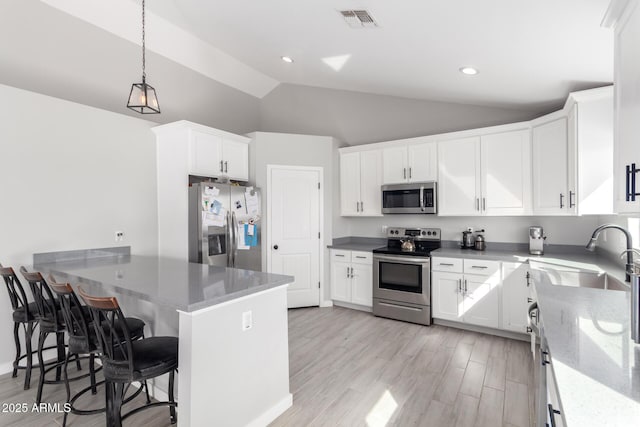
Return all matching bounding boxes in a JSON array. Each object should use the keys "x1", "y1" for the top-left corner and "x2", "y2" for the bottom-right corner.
[{"x1": 339, "y1": 10, "x2": 379, "y2": 29}]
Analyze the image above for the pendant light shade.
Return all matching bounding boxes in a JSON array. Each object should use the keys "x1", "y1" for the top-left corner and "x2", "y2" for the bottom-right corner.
[
  {"x1": 127, "y1": 0, "x2": 160, "y2": 114},
  {"x1": 128, "y1": 77, "x2": 160, "y2": 114}
]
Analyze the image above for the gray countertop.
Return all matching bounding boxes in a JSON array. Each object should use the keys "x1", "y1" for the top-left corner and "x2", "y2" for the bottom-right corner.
[
  {"x1": 35, "y1": 255, "x2": 293, "y2": 313},
  {"x1": 533, "y1": 270, "x2": 640, "y2": 426}
]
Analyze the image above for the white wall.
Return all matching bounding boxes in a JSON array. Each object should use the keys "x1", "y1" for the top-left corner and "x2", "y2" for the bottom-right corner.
[
  {"x1": 249, "y1": 132, "x2": 342, "y2": 303},
  {"x1": 596, "y1": 214, "x2": 640, "y2": 256},
  {"x1": 0, "y1": 83, "x2": 159, "y2": 372},
  {"x1": 342, "y1": 215, "x2": 602, "y2": 247}
]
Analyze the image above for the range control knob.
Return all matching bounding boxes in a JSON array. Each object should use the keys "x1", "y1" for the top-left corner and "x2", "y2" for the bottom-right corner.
[
  {"x1": 427, "y1": 231, "x2": 432, "y2": 235},
  {"x1": 421, "y1": 231, "x2": 426, "y2": 235}
]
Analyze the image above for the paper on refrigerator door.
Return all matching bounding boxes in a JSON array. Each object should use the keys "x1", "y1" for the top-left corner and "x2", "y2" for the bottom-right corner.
[
  {"x1": 245, "y1": 190, "x2": 260, "y2": 216},
  {"x1": 236, "y1": 223, "x2": 249, "y2": 250},
  {"x1": 204, "y1": 186, "x2": 220, "y2": 196},
  {"x1": 203, "y1": 208, "x2": 225, "y2": 227}
]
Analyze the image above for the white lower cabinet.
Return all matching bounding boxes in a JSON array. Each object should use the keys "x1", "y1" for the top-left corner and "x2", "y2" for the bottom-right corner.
[
  {"x1": 501, "y1": 262, "x2": 531, "y2": 333},
  {"x1": 330, "y1": 250, "x2": 372, "y2": 307},
  {"x1": 432, "y1": 257, "x2": 500, "y2": 329}
]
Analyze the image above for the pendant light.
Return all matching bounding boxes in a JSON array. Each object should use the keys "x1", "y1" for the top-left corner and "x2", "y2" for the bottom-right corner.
[{"x1": 127, "y1": 0, "x2": 160, "y2": 114}]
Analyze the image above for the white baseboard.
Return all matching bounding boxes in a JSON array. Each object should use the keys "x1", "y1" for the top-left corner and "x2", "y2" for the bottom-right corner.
[
  {"x1": 332, "y1": 300, "x2": 372, "y2": 313},
  {"x1": 246, "y1": 393, "x2": 293, "y2": 427},
  {"x1": 433, "y1": 319, "x2": 529, "y2": 341},
  {"x1": 320, "y1": 300, "x2": 333, "y2": 308},
  {"x1": 0, "y1": 362, "x2": 13, "y2": 376}
]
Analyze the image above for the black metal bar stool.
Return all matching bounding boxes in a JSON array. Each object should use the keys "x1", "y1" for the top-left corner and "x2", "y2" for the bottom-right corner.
[
  {"x1": 0, "y1": 263, "x2": 40, "y2": 390},
  {"x1": 50, "y1": 280, "x2": 148, "y2": 427},
  {"x1": 19, "y1": 267, "x2": 88, "y2": 404},
  {"x1": 78, "y1": 286, "x2": 178, "y2": 427}
]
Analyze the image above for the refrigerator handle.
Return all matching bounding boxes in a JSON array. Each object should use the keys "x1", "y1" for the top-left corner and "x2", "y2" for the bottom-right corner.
[
  {"x1": 226, "y1": 210, "x2": 231, "y2": 267},
  {"x1": 231, "y1": 212, "x2": 239, "y2": 267}
]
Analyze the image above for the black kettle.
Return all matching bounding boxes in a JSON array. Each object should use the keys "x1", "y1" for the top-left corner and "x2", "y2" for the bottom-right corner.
[{"x1": 462, "y1": 230, "x2": 475, "y2": 249}]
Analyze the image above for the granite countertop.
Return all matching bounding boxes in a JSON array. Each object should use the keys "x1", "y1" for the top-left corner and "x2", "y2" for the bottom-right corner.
[
  {"x1": 35, "y1": 255, "x2": 293, "y2": 313},
  {"x1": 533, "y1": 270, "x2": 640, "y2": 426},
  {"x1": 327, "y1": 237, "x2": 386, "y2": 252}
]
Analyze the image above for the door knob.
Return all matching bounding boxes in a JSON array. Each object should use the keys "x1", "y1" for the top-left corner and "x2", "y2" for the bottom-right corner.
[{"x1": 273, "y1": 245, "x2": 279, "y2": 250}]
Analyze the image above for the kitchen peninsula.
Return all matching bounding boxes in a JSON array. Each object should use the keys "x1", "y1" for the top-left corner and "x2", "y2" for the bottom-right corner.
[{"x1": 34, "y1": 247, "x2": 294, "y2": 427}]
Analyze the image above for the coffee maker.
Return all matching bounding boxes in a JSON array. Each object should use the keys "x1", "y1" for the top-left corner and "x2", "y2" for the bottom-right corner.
[{"x1": 529, "y1": 226, "x2": 545, "y2": 255}]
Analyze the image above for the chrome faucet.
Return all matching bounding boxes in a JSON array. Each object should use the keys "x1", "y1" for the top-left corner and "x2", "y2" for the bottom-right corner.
[{"x1": 585, "y1": 224, "x2": 635, "y2": 282}]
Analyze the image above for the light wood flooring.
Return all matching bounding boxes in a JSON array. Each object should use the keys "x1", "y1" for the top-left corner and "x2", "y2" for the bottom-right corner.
[
  {"x1": 0, "y1": 306, "x2": 535, "y2": 426},
  {"x1": 271, "y1": 306, "x2": 535, "y2": 427}
]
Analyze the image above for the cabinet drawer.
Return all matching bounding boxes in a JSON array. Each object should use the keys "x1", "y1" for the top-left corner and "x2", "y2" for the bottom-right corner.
[
  {"x1": 331, "y1": 250, "x2": 351, "y2": 261},
  {"x1": 463, "y1": 259, "x2": 501, "y2": 276},
  {"x1": 351, "y1": 251, "x2": 372, "y2": 265},
  {"x1": 431, "y1": 257, "x2": 463, "y2": 273}
]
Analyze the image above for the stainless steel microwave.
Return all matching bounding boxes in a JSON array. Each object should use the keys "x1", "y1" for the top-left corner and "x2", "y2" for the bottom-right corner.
[{"x1": 381, "y1": 182, "x2": 437, "y2": 214}]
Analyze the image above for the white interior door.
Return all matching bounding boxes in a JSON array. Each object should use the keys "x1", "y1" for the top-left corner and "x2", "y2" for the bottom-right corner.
[{"x1": 268, "y1": 166, "x2": 321, "y2": 308}]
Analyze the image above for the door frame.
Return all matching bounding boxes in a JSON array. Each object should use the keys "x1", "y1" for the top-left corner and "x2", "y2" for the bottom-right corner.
[{"x1": 266, "y1": 164, "x2": 325, "y2": 307}]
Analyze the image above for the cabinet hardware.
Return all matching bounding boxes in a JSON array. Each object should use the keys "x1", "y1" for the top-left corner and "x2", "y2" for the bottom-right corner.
[
  {"x1": 355, "y1": 256, "x2": 366, "y2": 259},
  {"x1": 220, "y1": 160, "x2": 224, "y2": 173},
  {"x1": 526, "y1": 326, "x2": 533, "y2": 333},
  {"x1": 464, "y1": 279, "x2": 468, "y2": 293},
  {"x1": 569, "y1": 190, "x2": 575, "y2": 208},
  {"x1": 356, "y1": 201, "x2": 360, "y2": 212},
  {"x1": 346, "y1": 267, "x2": 350, "y2": 278},
  {"x1": 360, "y1": 201, "x2": 364, "y2": 212},
  {"x1": 457, "y1": 279, "x2": 462, "y2": 293},
  {"x1": 527, "y1": 297, "x2": 533, "y2": 303},
  {"x1": 626, "y1": 163, "x2": 639, "y2": 202},
  {"x1": 476, "y1": 198, "x2": 480, "y2": 211},
  {"x1": 409, "y1": 167, "x2": 412, "y2": 179},
  {"x1": 439, "y1": 263, "x2": 454, "y2": 266},
  {"x1": 471, "y1": 265, "x2": 488, "y2": 269},
  {"x1": 559, "y1": 193, "x2": 564, "y2": 209},
  {"x1": 403, "y1": 168, "x2": 406, "y2": 179},
  {"x1": 335, "y1": 254, "x2": 345, "y2": 257},
  {"x1": 526, "y1": 271, "x2": 531, "y2": 287},
  {"x1": 224, "y1": 161, "x2": 228, "y2": 173},
  {"x1": 548, "y1": 404, "x2": 561, "y2": 427},
  {"x1": 541, "y1": 350, "x2": 550, "y2": 366},
  {"x1": 273, "y1": 245, "x2": 279, "y2": 250},
  {"x1": 482, "y1": 197, "x2": 486, "y2": 211}
]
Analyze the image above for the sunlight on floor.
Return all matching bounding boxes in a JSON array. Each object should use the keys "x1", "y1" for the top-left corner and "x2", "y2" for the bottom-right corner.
[{"x1": 365, "y1": 389, "x2": 398, "y2": 426}]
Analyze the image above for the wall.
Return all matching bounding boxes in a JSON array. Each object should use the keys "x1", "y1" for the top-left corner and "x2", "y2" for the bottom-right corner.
[
  {"x1": 596, "y1": 214, "x2": 640, "y2": 257},
  {"x1": 249, "y1": 132, "x2": 343, "y2": 303},
  {"x1": 259, "y1": 83, "x2": 542, "y2": 146},
  {"x1": 343, "y1": 215, "x2": 602, "y2": 247}
]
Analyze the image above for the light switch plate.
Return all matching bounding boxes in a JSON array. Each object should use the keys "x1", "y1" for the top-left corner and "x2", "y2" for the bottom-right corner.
[{"x1": 242, "y1": 311, "x2": 252, "y2": 331}]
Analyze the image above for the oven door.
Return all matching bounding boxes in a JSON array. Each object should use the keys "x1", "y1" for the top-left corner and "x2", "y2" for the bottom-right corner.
[
  {"x1": 373, "y1": 254, "x2": 430, "y2": 305},
  {"x1": 381, "y1": 182, "x2": 437, "y2": 214}
]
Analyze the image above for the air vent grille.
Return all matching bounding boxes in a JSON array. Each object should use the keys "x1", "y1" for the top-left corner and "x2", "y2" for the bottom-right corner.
[{"x1": 339, "y1": 10, "x2": 378, "y2": 28}]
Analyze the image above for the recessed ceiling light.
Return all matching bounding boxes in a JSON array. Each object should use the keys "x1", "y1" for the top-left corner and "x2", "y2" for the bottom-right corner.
[
  {"x1": 281, "y1": 56, "x2": 294, "y2": 63},
  {"x1": 460, "y1": 67, "x2": 478, "y2": 75}
]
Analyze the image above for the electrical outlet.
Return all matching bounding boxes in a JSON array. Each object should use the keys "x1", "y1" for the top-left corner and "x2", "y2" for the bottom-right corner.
[
  {"x1": 115, "y1": 231, "x2": 124, "y2": 242},
  {"x1": 382, "y1": 226, "x2": 388, "y2": 234},
  {"x1": 242, "y1": 311, "x2": 252, "y2": 331}
]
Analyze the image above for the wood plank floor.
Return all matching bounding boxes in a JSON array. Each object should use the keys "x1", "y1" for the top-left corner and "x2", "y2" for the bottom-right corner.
[
  {"x1": 0, "y1": 306, "x2": 535, "y2": 426},
  {"x1": 271, "y1": 306, "x2": 535, "y2": 427}
]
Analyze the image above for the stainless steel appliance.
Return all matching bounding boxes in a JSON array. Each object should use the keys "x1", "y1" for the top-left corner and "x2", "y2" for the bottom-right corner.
[
  {"x1": 529, "y1": 226, "x2": 545, "y2": 255},
  {"x1": 188, "y1": 180, "x2": 261, "y2": 271},
  {"x1": 474, "y1": 233, "x2": 486, "y2": 251},
  {"x1": 462, "y1": 229, "x2": 475, "y2": 249},
  {"x1": 372, "y1": 227, "x2": 441, "y2": 325},
  {"x1": 381, "y1": 182, "x2": 437, "y2": 214}
]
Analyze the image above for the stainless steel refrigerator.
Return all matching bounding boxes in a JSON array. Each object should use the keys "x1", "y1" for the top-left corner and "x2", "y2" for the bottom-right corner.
[{"x1": 188, "y1": 181, "x2": 262, "y2": 271}]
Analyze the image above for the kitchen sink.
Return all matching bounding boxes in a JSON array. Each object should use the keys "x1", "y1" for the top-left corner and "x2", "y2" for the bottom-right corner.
[{"x1": 534, "y1": 266, "x2": 629, "y2": 291}]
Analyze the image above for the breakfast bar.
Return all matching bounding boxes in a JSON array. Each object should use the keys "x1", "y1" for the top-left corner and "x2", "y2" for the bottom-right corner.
[{"x1": 34, "y1": 248, "x2": 294, "y2": 427}]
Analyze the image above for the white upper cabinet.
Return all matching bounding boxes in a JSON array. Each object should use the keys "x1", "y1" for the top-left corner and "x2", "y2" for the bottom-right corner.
[
  {"x1": 438, "y1": 136, "x2": 481, "y2": 216},
  {"x1": 339, "y1": 149, "x2": 382, "y2": 216},
  {"x1": 438, "y1": 128, "x2": 530, "y2": 216},
  {"x1": 382, "y1": 138, "x2": 437, "y2": 184},
  {"x1": 532, "y1": 116, "x2": 569, "y2": 215},
  {"x1": 222, "y1": 139, "x2": 249, "y2": 182},
  {"x1": 605, "y1": 1, "x2": 640, "y2": 213},
  {"x1": 190, "y1": 130, "x2": 223, "y2": 177},
  {"x1": 481, "y1": 129, "x2": 531, "y2": 215}
]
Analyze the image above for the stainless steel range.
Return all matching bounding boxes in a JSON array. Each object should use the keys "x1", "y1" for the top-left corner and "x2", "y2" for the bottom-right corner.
[{"x1": 372, "y1": 227, "x2": 441, "y2": 325}]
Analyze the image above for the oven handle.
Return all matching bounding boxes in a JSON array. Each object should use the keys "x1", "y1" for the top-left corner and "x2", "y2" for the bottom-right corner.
[
  {"x1": 420, "y1": 186, "x2": 425, "y2": 212},
  {"x1": 373, "y1": 255, "x2": 431, "y2": 264}
]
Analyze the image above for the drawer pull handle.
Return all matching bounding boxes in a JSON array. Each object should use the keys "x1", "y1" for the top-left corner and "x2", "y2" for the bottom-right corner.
[
  {"x1": 439, "y1": 263, "x2": 454, "y2": 266},
  {"x1": 335, "y1": 254, "x2": 345, "y2": 257},
  {"x1": 471, "y1": 266, "x2": 488, "y2": 269},
  {"x1": 355, "y1": 256, "x2": 367, "y2": 259}
]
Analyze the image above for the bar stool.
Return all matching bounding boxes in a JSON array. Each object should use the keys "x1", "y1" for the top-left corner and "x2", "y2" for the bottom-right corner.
[
  {"x1": 0, "y1": 264, "x2": 40, "y2": 390},
  {"x1": 49, "y1": 281, "x2": 148, "y2": 427},
  {"x1": 78, "y1": 286, "x2": 178, "y2": 427},
  {"x1": 19, "y1": 267, "x2": 85, "y2": 405}
]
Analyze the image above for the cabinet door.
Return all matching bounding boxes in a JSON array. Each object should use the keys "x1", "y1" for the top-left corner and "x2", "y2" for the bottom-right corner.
[
  {"x1": 567, "y1": 106, "x2": 578, "y2": 215},
  {"x1": 462, "y1": 274, "x2": 500, "y2": 329},
  {"x1": 408, "y1": 141, "x2": 437, "y2": 182},
  {"x1": 340, "y1": 152, "x2": 361, "y2": 216},
  {"x1": 330, "y1": 260, "x2": 351, "y2": 303},
  {"x1": 532, "y1": 118, "x2": 569, "y2": 214},
  {"x1": 222, "y1": 139, "x2": 249, "y2": 181},
  {"x1": 437, "y1": 137, "x2": 481, "y2": 215},
  {"x1": 431, "y1": 272, "x2": 462, "y2": 321},
  {"x1": 351, "y1": 263, "x2": 373, "y2": 307},
  {"x1": 382, "y1": 146, "x2": 408, "y2": 184},
  {"x1": 614, "y1": 4, "x2": 640, "y2": 213},
  {"x1": 359, "y1": 150, "x2": 383, "y2": 216},
  {"x1": 190, "y1": 130, "x2": 223, "y2": 177},
  {"x1": 501, "y1": 262, "x2": 530, "y2": 333},
  {"x1": 481, "y1": 130, "x2": 531, "y2": 215}
]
